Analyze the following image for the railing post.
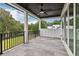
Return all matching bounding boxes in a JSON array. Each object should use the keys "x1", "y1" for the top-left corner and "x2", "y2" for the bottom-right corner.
[{"x1": 0, "y1": 34, "x2": 3, "y2": 55}]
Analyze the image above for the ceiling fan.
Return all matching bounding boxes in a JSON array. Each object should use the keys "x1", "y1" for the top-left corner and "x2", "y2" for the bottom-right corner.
[
  {"x1": 38, "y1": 4, "x2": 47, "y2": 15},
  {"x1": 37, "y1": 4, "x2": 62, "y2": 16}
]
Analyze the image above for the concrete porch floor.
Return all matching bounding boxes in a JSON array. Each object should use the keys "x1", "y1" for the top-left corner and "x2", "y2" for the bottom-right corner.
[{"x1": 1, "y1": 36, "x2": 68, "y2": 56}]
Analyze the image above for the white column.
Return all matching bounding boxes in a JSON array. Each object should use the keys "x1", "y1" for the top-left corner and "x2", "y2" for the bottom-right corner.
[
  {"x1": 24, "y1": 11, "x2": 29, "y2": 44},
  {"x1": 67, "y1": 7, "x2": 69, "y2": 47},
  {"x1": 39, "y1": 19, "x2": 41, "y2": 36},
  {"x1": 39, "y1": 19, "x2": 41, "y2": 30}
]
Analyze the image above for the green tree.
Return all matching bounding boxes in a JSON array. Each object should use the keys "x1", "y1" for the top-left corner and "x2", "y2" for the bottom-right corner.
[
  {"x1": 52, "y1": 20, "x2": 61, "y2": 25},
  {"x1": 0, "y1": 8, "x2": 24, "y2": 33},
  {"x1": 41, "y1": 20, "x2": 47, "y2": 28}
]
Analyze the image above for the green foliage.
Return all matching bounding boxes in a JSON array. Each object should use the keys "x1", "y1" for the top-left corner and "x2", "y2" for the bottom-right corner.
[
  {"x1": 28, "y1": 21, "x2": 39, "y2": 34},
  {"x1": 0, "y1": 8, "x2": 24, "y2": 34},
  {"x1": 76, "y1": 16, "x2": 79, "y2": 29},
  {"x1": 50, "y1": 20, "x2": 61, "y2": 25},
  {"x1": 28, "y1": 20, "x2": 47, "y2": 32},
  {"x1": 68, "y1": 16, "x2": 79, "y2": 29},
  {"x1": 0, "y1": 8, "x2": 62, "y2": 34},
  {"x1": 41, "y1": 20, "x2": 47, "y2": 28}
]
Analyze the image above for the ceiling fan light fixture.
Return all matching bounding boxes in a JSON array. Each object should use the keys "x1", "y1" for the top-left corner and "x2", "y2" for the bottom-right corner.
[{"x1": 40, "y1": 11, "x2": 44, "y2": 14}]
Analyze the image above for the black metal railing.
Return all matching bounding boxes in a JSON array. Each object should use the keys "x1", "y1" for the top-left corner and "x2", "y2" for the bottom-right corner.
[
  {"x1": 0, "y1": 30, "x2": 39, "y2": 55},
  {"x1": 28, "y1": 30, "x2": 39, "y2": 40},
  {"x1": 0, "y1": 31, "x2": 24, "y2": 55}
]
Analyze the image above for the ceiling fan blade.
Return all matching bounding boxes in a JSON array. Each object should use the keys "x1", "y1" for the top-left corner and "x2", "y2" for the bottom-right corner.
[
  {"x1": 37, "y1": 12, "x2": 41, "y2": 15},
  {"x1": 38, "y1": 3, "x2": 44, "y2": 15},
  {"x1": 44, "y1": 12, "x2": 48, "y2": 15}
]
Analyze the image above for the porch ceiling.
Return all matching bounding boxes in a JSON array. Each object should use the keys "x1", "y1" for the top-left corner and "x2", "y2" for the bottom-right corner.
[{"x1": 18, "y1": 3, "x2": 64, "y2": 18}]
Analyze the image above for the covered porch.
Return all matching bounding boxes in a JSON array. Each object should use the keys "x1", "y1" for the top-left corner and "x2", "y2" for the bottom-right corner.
[{"x1": 0, "y1": 3, "x2": 73, "y2": 56}]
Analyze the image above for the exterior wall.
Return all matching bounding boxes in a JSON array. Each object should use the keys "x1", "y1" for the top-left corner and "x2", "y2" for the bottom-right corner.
[{"x1": 62, "y1": 3, "x2": 76, "y2": 55}]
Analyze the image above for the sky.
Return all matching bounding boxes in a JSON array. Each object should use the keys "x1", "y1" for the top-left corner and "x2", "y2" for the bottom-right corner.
[
  {"x1": 28, "y1": 16, "x2": 38, "y2": 24},
  {"x1": 0, "y1": 3, "x2": 24, "y2": 23},
  {"x1": 45, "y1": 17, "x2": 61, "y2": 23},
  {"x1": 0, "y1": 3, "x2": 61, "y2": 24}
]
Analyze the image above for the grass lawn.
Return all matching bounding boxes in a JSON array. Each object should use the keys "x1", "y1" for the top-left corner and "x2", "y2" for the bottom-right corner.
[{"x1": 2, "y1": 36, "x2": 24, "y2": 51}]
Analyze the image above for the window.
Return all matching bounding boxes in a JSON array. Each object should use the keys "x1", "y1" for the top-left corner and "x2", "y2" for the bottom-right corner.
[
  {"x1": 69, "y1": 4, "x2": 74, "y2": 53},
  {"x1": 76, "y1": 3, "x2": 79, "y2": 55}
]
